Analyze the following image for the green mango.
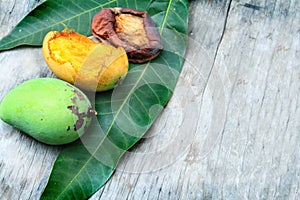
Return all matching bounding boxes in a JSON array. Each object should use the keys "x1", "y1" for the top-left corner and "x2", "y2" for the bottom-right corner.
[{"x1": 0, "y1": 78, "x2": 96, "y2": 145}]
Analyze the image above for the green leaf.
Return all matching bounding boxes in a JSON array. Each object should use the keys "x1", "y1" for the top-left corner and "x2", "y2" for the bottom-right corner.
[{"x1": 34, "y1": 0, "x2": 188, "y2": 199}]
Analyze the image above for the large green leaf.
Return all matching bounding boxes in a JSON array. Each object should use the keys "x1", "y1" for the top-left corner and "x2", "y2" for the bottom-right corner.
[{"x1": 2, "y1": 0, "x2": 189, "y2": 199}]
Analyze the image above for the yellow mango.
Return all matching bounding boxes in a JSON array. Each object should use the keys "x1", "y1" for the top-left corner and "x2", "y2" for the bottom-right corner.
[{"x1": 42, "y1": 30, "x2": 128, "y2": 91}]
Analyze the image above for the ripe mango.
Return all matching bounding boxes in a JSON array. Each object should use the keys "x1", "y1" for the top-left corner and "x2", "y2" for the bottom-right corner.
[
  {"x1": 42, "y1": 30, "x2": 128, "y2": 92},
  {"x1": 0, "y1": 78, "x2": 95, "y2": 145}
]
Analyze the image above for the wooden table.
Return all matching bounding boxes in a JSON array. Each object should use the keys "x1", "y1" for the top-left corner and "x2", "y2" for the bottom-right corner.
[{"x1": 1, "y1": 0, "x2": 299, "y2": 199}]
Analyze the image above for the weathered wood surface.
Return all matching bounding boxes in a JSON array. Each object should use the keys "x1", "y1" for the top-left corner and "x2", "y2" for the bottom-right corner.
[{"x1": 0, "y1": 0, "x2": 299, "y2": 199}]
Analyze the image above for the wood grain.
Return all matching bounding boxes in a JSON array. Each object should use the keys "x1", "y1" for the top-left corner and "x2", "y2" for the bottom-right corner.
[{"x1": 0, "y1": 0, "x2": 299, "y2": 199}]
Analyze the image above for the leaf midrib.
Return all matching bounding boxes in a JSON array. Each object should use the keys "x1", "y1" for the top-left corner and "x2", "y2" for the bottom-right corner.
[
  {"x1": 160, "y1": 0, "x2": 173, "y2": 34},
  {"x1": 0, "y1": 0, "x2": 116, "y2": 48}
]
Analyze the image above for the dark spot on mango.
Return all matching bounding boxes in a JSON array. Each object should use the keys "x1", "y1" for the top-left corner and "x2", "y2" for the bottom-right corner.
[
  {"x1": 67, "y1": 105, "x2": 88, "y2": 131},
  {"x1": 73, "y1": 124, "x2": 77, "y2": 131},
  {"x1": 71, "y1": 96, "x2": 77, "y2": 104},
  {"x1": 73, "y1": 89, "x2": 85, "y2": 101}
]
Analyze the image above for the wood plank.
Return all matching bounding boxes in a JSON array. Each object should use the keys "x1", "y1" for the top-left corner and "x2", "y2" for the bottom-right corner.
[
  {"x1": 0, "y1": 1, "x2": 59, "y2": 200},
  {"x1": 0, "y1": 0, "x2": 299, "y2": 199}
]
